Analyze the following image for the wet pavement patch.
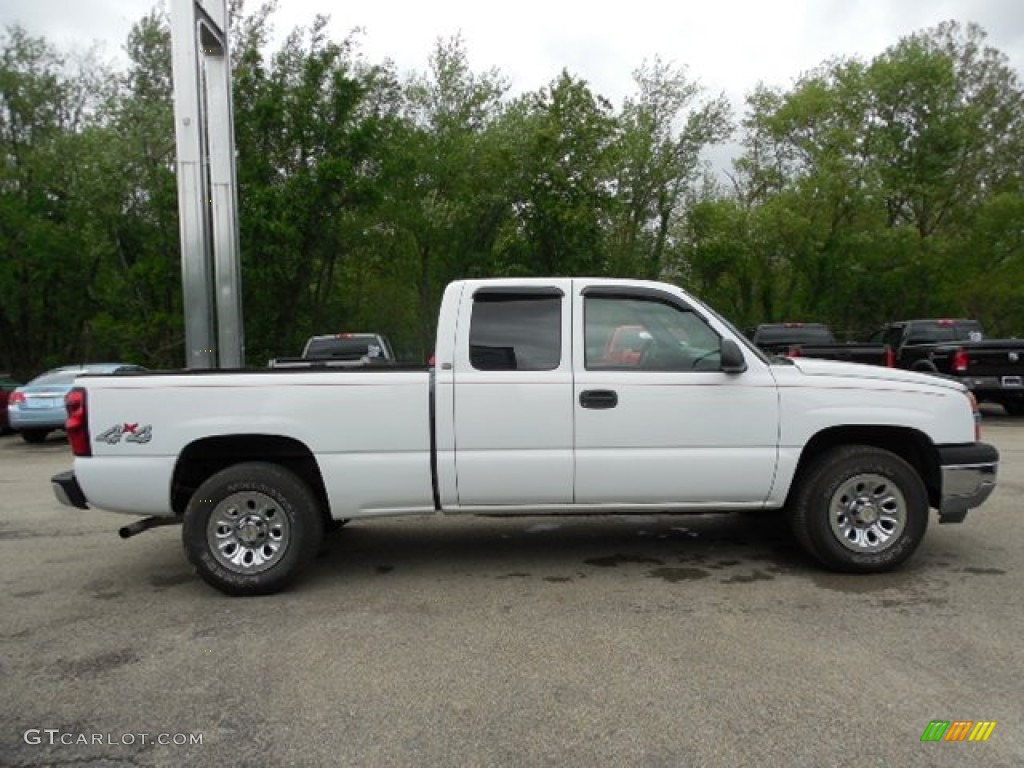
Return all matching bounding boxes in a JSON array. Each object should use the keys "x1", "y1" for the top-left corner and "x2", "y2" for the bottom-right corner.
[
  {"x1": 709, "y1": 559, "x2": 742, "y2": 569},
  {"x1": 150, "y1": 572, "x2": 195, "y2": 589},
  {"x1": 0, "y1": 527, "x2": 36, "y2": 539},
  {"x1": 54, "y1": 649, "x2": 139, "y2": 678},
  {"x1": 85, "y1": 579, "x2": 124, "y2": 600},
  {"x1": 720, "y1": 570, "x2": 773, "y2": 584},
  {"x1": 646, "y1": 567, "x2": 709, "y2": 583},
  {"x1": 584, "y1": 554, "x2": 664, "y2": 568},
  {"x1": 960, "y1": 567, "x2": 1006, "y2": 575},
  {"x1": 809, "y1": 571, "x2": 917, "y2": 593},
  {"x1": 542, "y1": 576, "x2": 572, "y2": 583},
  {"x1": 878, "y1": 596, "x2": 950, "y2": 614}
]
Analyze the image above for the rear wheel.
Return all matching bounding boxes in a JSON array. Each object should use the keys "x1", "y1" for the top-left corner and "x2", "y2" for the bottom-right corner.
[
  {"x1": 20, "y1": 429, "x2": 48, "y2": 444},
  {"x1": 183, "y1": 462, "x2": 323, "y2": 596},
  {"x1": 789, "y1": 445, "x2": 928, "y2": 573}
]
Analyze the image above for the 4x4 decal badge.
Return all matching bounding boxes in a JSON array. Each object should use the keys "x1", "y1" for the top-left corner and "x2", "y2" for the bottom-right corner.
[{"x1": 95, "y1": 423, "x2": 153, "y2": 445}]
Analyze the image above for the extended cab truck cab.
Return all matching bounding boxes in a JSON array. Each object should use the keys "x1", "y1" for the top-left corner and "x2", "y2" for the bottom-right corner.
[
  {"x1": 873, "y1": 319, "x2": 1024, "y2": 416},
  {"x1": 52, "y1": 279, "x2": 999, "y2": 595}
]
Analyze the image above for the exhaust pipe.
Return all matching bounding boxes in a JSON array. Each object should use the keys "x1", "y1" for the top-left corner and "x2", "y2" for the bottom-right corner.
[{"x1": 119, "y1": 516, "x2": 182, "y2": 539}]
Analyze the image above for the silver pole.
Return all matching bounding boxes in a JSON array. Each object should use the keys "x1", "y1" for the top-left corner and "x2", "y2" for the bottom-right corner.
[
  {"x1": 170, "y1": 0, "x2": 244, "y2": 369},
  {"x1": 204, "y1": 26, "x2": 245, "y2": 368}
]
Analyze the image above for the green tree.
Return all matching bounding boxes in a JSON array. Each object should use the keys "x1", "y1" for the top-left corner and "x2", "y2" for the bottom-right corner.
[
  {"x1": 706, "y1": 20, "x2": 1024, "y2": 335},
  {"x1": 609, "y1": 58, "x2": 731, "y2": 279},
  {"x1": 231, "y1": 10, "x2": 392, "y2": 362},
  {"x1": 83, "y1": 10, "x2": 183, "y2": 368},
  {"x1": 376, "y1": 35, "x2": 513, "y2": 355},
  {"x1": 0, "y1": 26, "x2": 110, "y2": 378},
  {"x1": 502, "y1": 71, "x2": 618, "y2": 276}
]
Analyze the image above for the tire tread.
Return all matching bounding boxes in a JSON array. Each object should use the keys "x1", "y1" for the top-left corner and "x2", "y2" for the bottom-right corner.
[{"x1": 182, "y1": 461, "x2": 323, "y2": 596}]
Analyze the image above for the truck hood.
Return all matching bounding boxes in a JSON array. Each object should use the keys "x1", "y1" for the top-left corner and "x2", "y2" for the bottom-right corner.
[{"x1": 788, "y1": 357, "x2": 967, "y2": 392}]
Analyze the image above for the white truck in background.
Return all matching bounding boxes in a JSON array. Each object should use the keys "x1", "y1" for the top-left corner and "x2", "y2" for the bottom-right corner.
[{"x1": 52, "y1": 278, "x2": 999, "y2": 595}]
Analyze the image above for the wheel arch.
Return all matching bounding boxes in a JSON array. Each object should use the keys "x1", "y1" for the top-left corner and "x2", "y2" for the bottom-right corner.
[
  {"x1": 171, "y1": 434, "x2": 330, "y2": 522},
  {"x1": 785, "y1": 426, "x2": 940, "y2": 510}
]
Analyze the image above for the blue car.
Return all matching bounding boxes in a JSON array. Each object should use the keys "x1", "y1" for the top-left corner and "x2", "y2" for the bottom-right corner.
[{"x1": 8, "y1": 363, "x2": 146, "y2": 443}]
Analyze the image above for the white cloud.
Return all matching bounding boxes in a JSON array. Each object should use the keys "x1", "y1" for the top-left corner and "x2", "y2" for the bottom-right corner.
[{"x1": 3, "y1": 0, "x2": 1021, "y2": 114}]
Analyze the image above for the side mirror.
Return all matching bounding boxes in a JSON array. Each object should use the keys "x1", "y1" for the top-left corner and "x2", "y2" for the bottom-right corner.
[{"x1": 721, "y1": 339, "x2": 748, "y2": 374}]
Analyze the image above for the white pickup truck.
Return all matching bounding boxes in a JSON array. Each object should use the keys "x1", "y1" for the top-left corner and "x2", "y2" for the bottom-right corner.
[{"x1": 52, "y1": 278, "x2": 999, "y2": 595}]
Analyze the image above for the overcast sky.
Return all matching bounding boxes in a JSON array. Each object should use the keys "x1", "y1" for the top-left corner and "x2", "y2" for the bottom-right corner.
[
  {"x1": 6, "y1": 1, "x2": 1023, "y2": 106},
  {"x1": 4, "y1": 0, "x2": 1023, "y2": 172}
]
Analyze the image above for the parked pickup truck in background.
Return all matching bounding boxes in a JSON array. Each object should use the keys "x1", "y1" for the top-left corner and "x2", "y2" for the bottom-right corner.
[
  {"x1": 268, "y1": 332, "x2": 395, "y2": 369},
  {"x1": 750, "y1": 323, "x2": 894, "y2": 367},
  {"x1": 872, "y1": 319, "x2": 1024, "y2": 416},
  {"x1": 52, "y1": 279, "x2": 999, "y2": 595}
]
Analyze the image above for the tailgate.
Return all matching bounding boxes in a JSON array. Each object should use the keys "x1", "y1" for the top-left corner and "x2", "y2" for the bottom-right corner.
[{"x1": 963, "y1": 345, "x2": 1024, "y2": 381}]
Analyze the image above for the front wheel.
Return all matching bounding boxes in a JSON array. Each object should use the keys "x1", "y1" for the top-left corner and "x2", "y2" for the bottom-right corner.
[
  {"x1": 183, "y1": 462, "x2": 323, "y2": 596},
  {"x1": 789, "y1": 445, "x2": 928, "y2": 573}
]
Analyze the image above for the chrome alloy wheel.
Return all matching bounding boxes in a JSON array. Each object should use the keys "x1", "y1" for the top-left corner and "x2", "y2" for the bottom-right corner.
[
  {"x1": 207, "y1": 491, "x2": 291, "y2": 573},
  {"x1": 829, "y1": 472, "x2": 907, "y2": 553}
]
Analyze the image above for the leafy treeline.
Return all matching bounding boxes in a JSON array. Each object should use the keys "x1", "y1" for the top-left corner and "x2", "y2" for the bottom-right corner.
[{"x1": 1, "y1": 4, "x2": 1022, "y2": 377}]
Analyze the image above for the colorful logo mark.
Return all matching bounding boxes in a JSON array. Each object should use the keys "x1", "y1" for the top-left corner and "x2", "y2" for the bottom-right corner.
[{"x1": 920, "y1": 721, "x2": 997, "y2": 742}]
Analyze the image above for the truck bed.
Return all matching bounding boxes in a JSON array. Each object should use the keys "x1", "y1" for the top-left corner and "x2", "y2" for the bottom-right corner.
[{"x1": 75, "y1": 367, "x2": 436, "y2": 518}]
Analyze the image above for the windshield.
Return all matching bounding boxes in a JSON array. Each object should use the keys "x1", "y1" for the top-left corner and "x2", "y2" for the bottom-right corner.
[
  {"x1": 683, "y1": 295, "x2": 771, "y2": 365},
  {"x1": 304, "y1": 337, "x2": 385, "y2": 359},
  {"x1": 28, "y1": 370, "x2": 85, "y2": 387},
  {"x1": 906, "y1": 321, "x2": 984, "y2": 344}
]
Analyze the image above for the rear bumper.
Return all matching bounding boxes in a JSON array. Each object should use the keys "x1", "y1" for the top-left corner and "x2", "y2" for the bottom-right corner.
[
  {"x1": 52, "y1": 470, "x2": 89, "y2": 509},
  {"x1": 959, "y1": 375, "x2": 1024, "y2": 398},
  {"x1": 937, "y1": 443, "x2": 998, "y2": 523},
  {"x1": 10, "y1": 408, "x2": 66, "y2": 430}
]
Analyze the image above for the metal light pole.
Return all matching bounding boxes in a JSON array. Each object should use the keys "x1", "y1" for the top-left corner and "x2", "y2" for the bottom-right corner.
[{"x1": 170, "y1": 0, "x2": 244, "y2": 369}]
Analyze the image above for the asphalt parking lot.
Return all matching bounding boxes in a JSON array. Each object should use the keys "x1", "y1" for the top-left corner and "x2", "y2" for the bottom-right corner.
[{"x1": 1, "y1": 413, "x2": 1022, "y2": 767}]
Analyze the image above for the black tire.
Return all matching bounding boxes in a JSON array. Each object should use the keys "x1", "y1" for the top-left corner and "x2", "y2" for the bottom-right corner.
[
  {"x1": 1003, "y1": 400, "x2": 1024, "y2": 417},
  {"x1": 182, "y1": 462, "x2": 323, "y2": 596},
  {"x1": 789, "y1": 445, "x2": 928, "y2": 573},
  {"x1": 20, "y1": 429, "x2": 49, "y2": 444}
]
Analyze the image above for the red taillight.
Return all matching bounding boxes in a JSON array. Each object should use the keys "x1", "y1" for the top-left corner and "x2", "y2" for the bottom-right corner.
[
  {"x1": 65, "y1": 387, "x2": 91, "y2": 457},
  {"x1": 953, "y1": 348, "x2": 969, "y2": 373},
  {"x1": 884, "y1": 346, "x2": 895, "y2": 367},
  {"x1": 9, "y1": 391, "x2": 26, "y2": 405}
]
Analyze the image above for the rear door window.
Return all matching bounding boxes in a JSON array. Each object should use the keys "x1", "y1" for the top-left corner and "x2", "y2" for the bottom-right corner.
[{"x1": 469, "y1": 293, "x2": 562, "y2": 371}]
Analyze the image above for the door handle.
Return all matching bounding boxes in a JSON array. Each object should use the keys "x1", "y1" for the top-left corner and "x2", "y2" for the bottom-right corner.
[{"x1": 579, "y1": 389, "x2": 618, "y2": 409}]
